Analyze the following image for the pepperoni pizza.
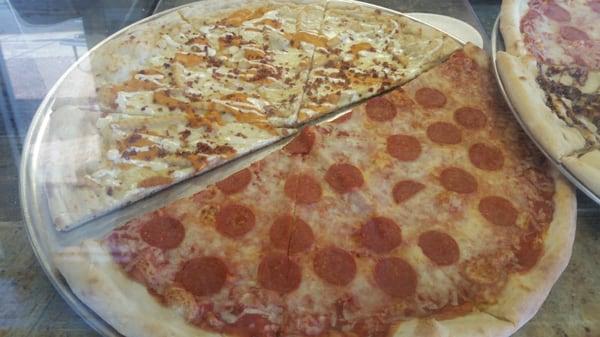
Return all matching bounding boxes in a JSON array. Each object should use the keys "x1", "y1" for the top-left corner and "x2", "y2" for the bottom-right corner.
[
  {"x1": 498, "y1": 0, "x2": 600, "y2": 195},
  {"x1": 55, "y1": 44, "x2": 576, "y2": 337}
]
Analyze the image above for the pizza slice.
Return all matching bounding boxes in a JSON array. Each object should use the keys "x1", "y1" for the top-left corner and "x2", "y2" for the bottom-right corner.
[
  {"x1": 176, "y1": 0, "x2": 327, "y2": 126},
  {"x1": 90, "y1": 8, "x2": 202, "y2": 87},
  {"x1": 44, "y1": 97, "x2": 294, "y2": 231},
  {"x1": 55, "y1": 44, "x2": 576, "y2": 337},
  {"x1": 298, "y1": 1, "x2": 461, "y2": 122}
]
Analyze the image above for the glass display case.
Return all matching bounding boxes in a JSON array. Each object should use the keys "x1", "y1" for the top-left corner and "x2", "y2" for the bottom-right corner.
[{"x1": 1, "y1": 1, "x2": 597, "y2": 336}]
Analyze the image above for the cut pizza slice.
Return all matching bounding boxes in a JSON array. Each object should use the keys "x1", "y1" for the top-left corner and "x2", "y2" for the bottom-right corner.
[
  {"x1": 297, "y1": 1, "x2": 461, "y2": 122},
  {"x1": 44, "y1": 96, "x2": 294, "y2": 230},
  {"x1": 176, "y1": 0, "x2": 328, "y2": 126},
  {"x1": 90, "y1": 8, "x2": 204, "y2": 88}
]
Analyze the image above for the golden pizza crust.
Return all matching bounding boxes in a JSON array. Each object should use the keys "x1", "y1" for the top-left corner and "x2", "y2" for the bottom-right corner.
[
  {"x1": 563, "y1": 150, "x2": 600, "y2": 197},
  {"x1": 394, "y1": 314, "x2": 515, "y2": 337},
  {"x1": 496, "y1": 52, "x2": 586, "y2": 158},
  {"x1": 481, "y1": 170, "x2": 576, "y2": 327},
  {"x1": 499, "y1": 0, "x2": 529, "y2": 57},
  {"x1": 55, "y1": 241, "x2": 218, "y2": 337},
  {"x1": 389, "y1": 170, "x2": 577, "y2": 337}
]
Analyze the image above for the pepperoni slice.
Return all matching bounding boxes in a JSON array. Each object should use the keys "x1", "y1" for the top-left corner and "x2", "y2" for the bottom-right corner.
[
  {"x1": 140, "y1": 215, "x2": 185, "y2": 250},
  {"x1": 478, "y1": 196, "x2": 518, "y2": 227},
  {"x1": 177, "y1": 257, "x2": 227, "y2": 297},
  {"x1": 333, "y1": 110, "x2": 353, "y2": 123},
  {"x1": 414, "y1": 88, "x2": 446, "y2": 108},
  {"x1": 366, "y1": 97, "x2": 397, "y2": 122},
  {"x1": 392, "y1": 180, "x2": 425, "y2": 204},
  {"x1": 515, "y1": 230, "x2": 543, "y2": 271},
  {"x1": 387, "y1": 134, "x2": 421, "y2": 161},
  {"x1": 559, "y1": 26, "x2": 589, "y2": 41},
  {"x1": 216, "y1": 168, "x2": 252, "y2": 194},
  {"x1": 325, "y1": 163, "x2": 364, "y2": 194},
  {"x1": 358, "y1": 217, "x2": 402, "y2": 254},
  {"x1": 469, "y1": 143, "x2": 504, "y2": 171},
  {"x1": 439, "y1": 167, "x2": 477, "y2": 194},
  {"x1": 215, "y1": 204, "x2": 255, "y2": 238},
  {"x1": 427, "y1": 122, "x2": 462, "y2": 145},
  {"x1": 418, "y1": 231, "x2": 460, "y2": 266},
  {"x1": 373, "y1": 257, "x2": 417, "y2": 298},
  {"x1": 454, "y1": 107, "x2": 486, "y2": 129},
  {"x1": 258, "y1": 254, "x2": 302, "y2": 294},
  {"x1": 284, "y1": 128, "x2": 315, "y2": 155},
  {"x1": 313, "y1": 247, "x2": 356, "y2": 286},
  {"x1": 543, "y1": 3, "x2": 570, "y2": 22},
  {"x1": 269, "y1": 215, "x2": 314, "y2": 254}
]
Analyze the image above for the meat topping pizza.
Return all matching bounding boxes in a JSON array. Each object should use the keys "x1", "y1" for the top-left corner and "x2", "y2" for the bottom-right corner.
[{"x1": 499, "y1": 0, "x2": 600, "y2": 196}]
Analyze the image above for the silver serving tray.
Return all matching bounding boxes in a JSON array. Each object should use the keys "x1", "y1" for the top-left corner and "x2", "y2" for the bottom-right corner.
[
  {"x1": 491, "y1": 16, "x2": 600, "y2": 204},
  {"x1": 19, "y1": 1, "x2": 469, "y2": 336}
]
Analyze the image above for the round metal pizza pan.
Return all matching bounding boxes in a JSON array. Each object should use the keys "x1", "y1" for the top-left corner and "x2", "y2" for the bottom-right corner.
[
  {"x1": 19, "y1": 2, "x2": 471, "y2": 336},
  {"x1": 491, "y1": 16, "x2": 600, "y2": 205}
]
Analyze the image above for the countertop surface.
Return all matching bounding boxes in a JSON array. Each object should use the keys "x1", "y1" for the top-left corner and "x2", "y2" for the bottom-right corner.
[{"x1": 0, "y1": 0, "x2": 598, "y2": 336}]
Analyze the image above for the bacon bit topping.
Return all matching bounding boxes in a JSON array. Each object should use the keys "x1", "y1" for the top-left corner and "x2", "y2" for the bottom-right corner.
[
  {"x1": 137, "y1": 175, "x2": 173, "y2": 188},
  {"x1": 218, "y1": 34, "x2": 244, "y2": 49},
  {"x1": 179, "y1": 130, "x2": 191, "y2": 140},
  {"x1": 195, "y1": 142, "x2": 235, "y2": 156},
  {"x1": 122, "y1": 146, "x2": 165, "y2": 161},
  {"x1": 207, "y1": 57, "x2": 224, "y2": 67},
  {"x1": 117, "y1": 133, "x2": 155, "y2": 152}
]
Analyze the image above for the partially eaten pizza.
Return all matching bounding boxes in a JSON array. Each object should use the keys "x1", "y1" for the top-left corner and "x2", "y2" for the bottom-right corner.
[
  {"x1": 55, "y1": 43, "x2": 576, "y2": 337},
  {"x1": 498, "y1": 0, "x2": 600, "y2": 195}
]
